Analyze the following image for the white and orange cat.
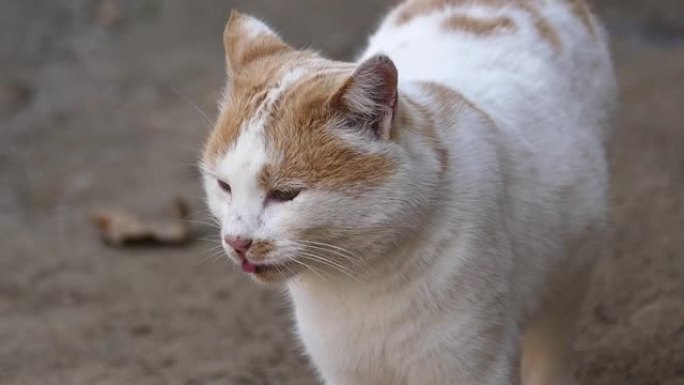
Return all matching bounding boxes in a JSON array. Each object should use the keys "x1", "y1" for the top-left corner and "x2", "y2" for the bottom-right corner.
[{"x1": 201, "y1": 0, "x2": 615, "y2": 384}]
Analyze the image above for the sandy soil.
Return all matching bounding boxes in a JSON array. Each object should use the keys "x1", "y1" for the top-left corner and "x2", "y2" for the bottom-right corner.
[{"x1": 1, "y1": 1, "x2": 683, "y2": 384}]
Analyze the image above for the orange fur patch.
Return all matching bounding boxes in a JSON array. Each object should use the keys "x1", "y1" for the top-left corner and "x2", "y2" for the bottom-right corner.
[
  {"x1": 203, "y1": 87, "x2": 263, "y2": 164},
  {"x1": 419, "y1": 81, "x2": 495, "y2": 127},
  {"x1": 203, "y1": 52, "x2": 317, "y2": 165},
  {"x1": 567, "y1": 0, "x2": 595, "y2": 36},
  {"x1": 518, "y1": 1, "x2": 562, "y2": 51},
  {"x1": 395, "y1": 0, "x2": 450, "y2": 25},
  {"x1": 250, "y1": 240, "x2": 274, "y2": 259},
  {"x1": 413, "y1": 81, "x2": 500, "y2": 179},
  {"x1": 395, "y1": 0, "x2": 501, "y2": 25},
  {"x1": 441, "y1": 14, "x2": 517, "y2": 35},
  {"x1": 395, "y1": 0, "x2": 561, "y2": 51},
  {"x1": 261, "y1": 72, "x2": 396, "y2": 192},
  {"x1": 400, "y1": 95, "x2": 451, "y2": 179}
]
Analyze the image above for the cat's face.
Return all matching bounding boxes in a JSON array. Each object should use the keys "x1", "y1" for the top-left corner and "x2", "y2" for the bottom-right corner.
[{"x1": 201, "y1": 12, "x2": 412, "y2": 283}]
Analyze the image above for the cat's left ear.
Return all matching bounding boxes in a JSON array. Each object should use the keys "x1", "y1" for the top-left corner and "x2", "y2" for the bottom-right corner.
[
  {"x1": 333, "y1": 55, "x2": 398, "y2": 140},
  {"x1": 223, "y1": 11, "x2": 292, "y2": 75}
]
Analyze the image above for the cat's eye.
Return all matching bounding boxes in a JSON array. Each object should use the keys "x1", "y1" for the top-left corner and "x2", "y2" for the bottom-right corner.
[
  {"x1": 269, "y1": 189, "x2": 301, "y2": 202},
  {"x1": 217, "y1": 180, "x2": 231, "y2": 194}
]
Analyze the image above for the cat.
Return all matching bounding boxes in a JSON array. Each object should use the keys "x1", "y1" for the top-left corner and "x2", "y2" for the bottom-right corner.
[{"x1": 200, "y1": 0, "x2": 616, "y2": 384}]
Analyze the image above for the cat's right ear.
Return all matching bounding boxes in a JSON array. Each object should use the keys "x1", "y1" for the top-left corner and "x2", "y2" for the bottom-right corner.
[
  {"x1": 332, "y1": 55, "x2": 398, "y2": 140},
  {"x1": 223, "y1": 11, "x2": 292, "y2": 75}
]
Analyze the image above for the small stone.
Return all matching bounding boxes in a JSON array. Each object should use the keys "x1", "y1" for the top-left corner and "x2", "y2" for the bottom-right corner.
[
  {"x1": 95, "y1": 0, "x2": 125, "y2": 29},
  {"x1": 0, "y1": 81, "x2": 32, "y2": 115},
  {"x1": 130, "y1": 323, "x2": 153, "y2": 336}
]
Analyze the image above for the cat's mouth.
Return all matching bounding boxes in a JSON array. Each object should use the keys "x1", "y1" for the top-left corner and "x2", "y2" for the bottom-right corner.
[
  {"x1": 241, "y1": 259, "x2": 272, "y2": 274},
  {"x1": 241, "y1": 259, "x2": 300, "y2": 282}
]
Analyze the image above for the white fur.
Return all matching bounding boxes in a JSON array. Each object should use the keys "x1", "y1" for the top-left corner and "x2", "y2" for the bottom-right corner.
[
  {"x1": 243, "y1": 17, "x2": 276, "y2": 39},
  {"x1": 213, "y1": 127, "x2": 268, "y2": 239},
  {"x1": 204, "y1": 2, "x2": 616, "y2": 384}
]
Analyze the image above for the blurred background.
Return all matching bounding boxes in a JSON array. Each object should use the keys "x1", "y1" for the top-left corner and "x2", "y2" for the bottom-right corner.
[{"x1": 1, "y1": 0, "x2": 683, "y2": 384}]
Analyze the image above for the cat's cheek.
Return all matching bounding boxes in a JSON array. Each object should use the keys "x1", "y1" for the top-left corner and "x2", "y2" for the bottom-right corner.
[
  {"x1": 204, "y1": 193, "x2": 222, "y2": 222},
  {"x1": 267, "y1": 203, "x2": 310, "y2": 245},
  {"x1": 258, "y1": 203, "x2": 290, "y2": 238},
  {"x1": 259, "y1": 205, "x2": 278, "y2": 231},
  {"x1": 202, "y1": 177, "x2": 227, "y2": 218}
]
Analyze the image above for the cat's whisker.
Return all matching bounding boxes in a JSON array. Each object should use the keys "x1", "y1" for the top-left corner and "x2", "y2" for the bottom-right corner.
[
  {"x1": 297, "y1": 253, "x2": 349, "y2": 278},
  {"x1": 297, "y1": 252, "x2": 360, "y2": 283},
  {"x1": 297, "y1": 240, "x2": 363, "y2": 259},
  {"x1": 288, "y1": 258, "x2": 328, "y2": 282},
  {"x1": 170, "y1": 87, "x2": 214, "y2": 130},
  {"x1": 196, "y1": 212, "x2": 221, "y2": 223},
  {"x1": 305, "y1": 246, "x2": 365, "y2": 268},
  {"x1": 291, "y1": 240, "x2": 366, "y2": 268},
  {"x1": 203, "y1": 244, "x2": 225, "y2": 253},
  {"x1": 199, "y1": 235, "x2": 222, "y2": 243},
  {"x1": 322, "y1": 228, "x2": 403, "y2": 237},
  {"x1": 184, "y1": 219, "x2": 220, "y2": 228},
  {"x1": 278, "y1": 242, "x2": 357, "y2": 265},
  {"x1": 198, "y1": 250, "x2": 228, "y2": 266}
]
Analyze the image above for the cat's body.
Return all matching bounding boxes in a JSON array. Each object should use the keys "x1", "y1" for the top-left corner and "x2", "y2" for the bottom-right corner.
[{"x1": 201, "y1": 1, "x2": 615, "y2": 384}]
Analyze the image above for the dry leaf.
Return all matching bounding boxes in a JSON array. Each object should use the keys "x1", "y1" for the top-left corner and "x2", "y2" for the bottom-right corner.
[{"x1": 92, "y1": 199, "x2": 191, "y2": 246}]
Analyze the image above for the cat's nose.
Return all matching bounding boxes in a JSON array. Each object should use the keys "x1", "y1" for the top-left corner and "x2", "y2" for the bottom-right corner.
[{"x1": 224, "y1": 236, "x2": 253, "y2": 254}]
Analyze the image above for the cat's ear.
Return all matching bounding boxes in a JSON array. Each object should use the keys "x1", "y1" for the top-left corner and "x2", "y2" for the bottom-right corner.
[
  {"x1": 333, "y1": 55, "x2": 398, "y2": 140},
  {"x1": 223, "y1": 11, "x2": 292, "y2": 75}
]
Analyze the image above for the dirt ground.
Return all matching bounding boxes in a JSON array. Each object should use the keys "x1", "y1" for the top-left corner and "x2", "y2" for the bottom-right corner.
[{"x1": 1, "y1": 0, "x2": 683, "y2": 384}]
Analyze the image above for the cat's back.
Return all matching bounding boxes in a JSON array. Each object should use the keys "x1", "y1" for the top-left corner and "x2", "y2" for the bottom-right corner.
[
  {"x1": 362, "y1": 0, "x2": 615, "y2": 143},
  {"x1": 364, "y1": 0, "x2": 615, "y2": 230}
]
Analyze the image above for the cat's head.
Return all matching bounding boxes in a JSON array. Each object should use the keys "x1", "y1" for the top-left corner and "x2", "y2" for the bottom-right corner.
[{"x1": 201, "y1": 12, "x2": 419, "y2": 283}]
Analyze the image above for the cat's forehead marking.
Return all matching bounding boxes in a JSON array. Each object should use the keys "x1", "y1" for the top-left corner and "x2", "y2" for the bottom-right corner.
[
  {"x1": 215, "y1": 123, "x2": 269, "y2": 194},
  {"x1": 248, "y1": 67, "x2": 308, "y2": 133},
  {"x1": 259, "y1": 70, "x2": 397, "y2": 191},
  {"x1": 211, "y1": 66, "x2": 309, "y2": 190},
  {"x1": 202, "y1": 63, "x2": 309, "y2": 167}
]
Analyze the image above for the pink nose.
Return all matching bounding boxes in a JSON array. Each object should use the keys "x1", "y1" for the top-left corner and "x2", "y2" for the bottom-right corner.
[{"x1": 224, "y1": 236, "x2": 252, "y2": 254}]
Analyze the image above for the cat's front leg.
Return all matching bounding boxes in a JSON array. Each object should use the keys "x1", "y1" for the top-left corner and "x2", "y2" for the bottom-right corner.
[
  {"x1": 406, "y1": 319, "x2": 521, "y2": 385},
  {"x1": 318, "y1": 370, "x2": 369, "y2": 385},
  {"x1": 313, "y1": 355, "x2": 400, "y2": 385}
]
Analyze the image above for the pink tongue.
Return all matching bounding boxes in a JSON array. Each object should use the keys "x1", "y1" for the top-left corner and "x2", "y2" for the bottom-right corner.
[{"x1": 241, "y1": 260, "x2": 256, "y2": 273}]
